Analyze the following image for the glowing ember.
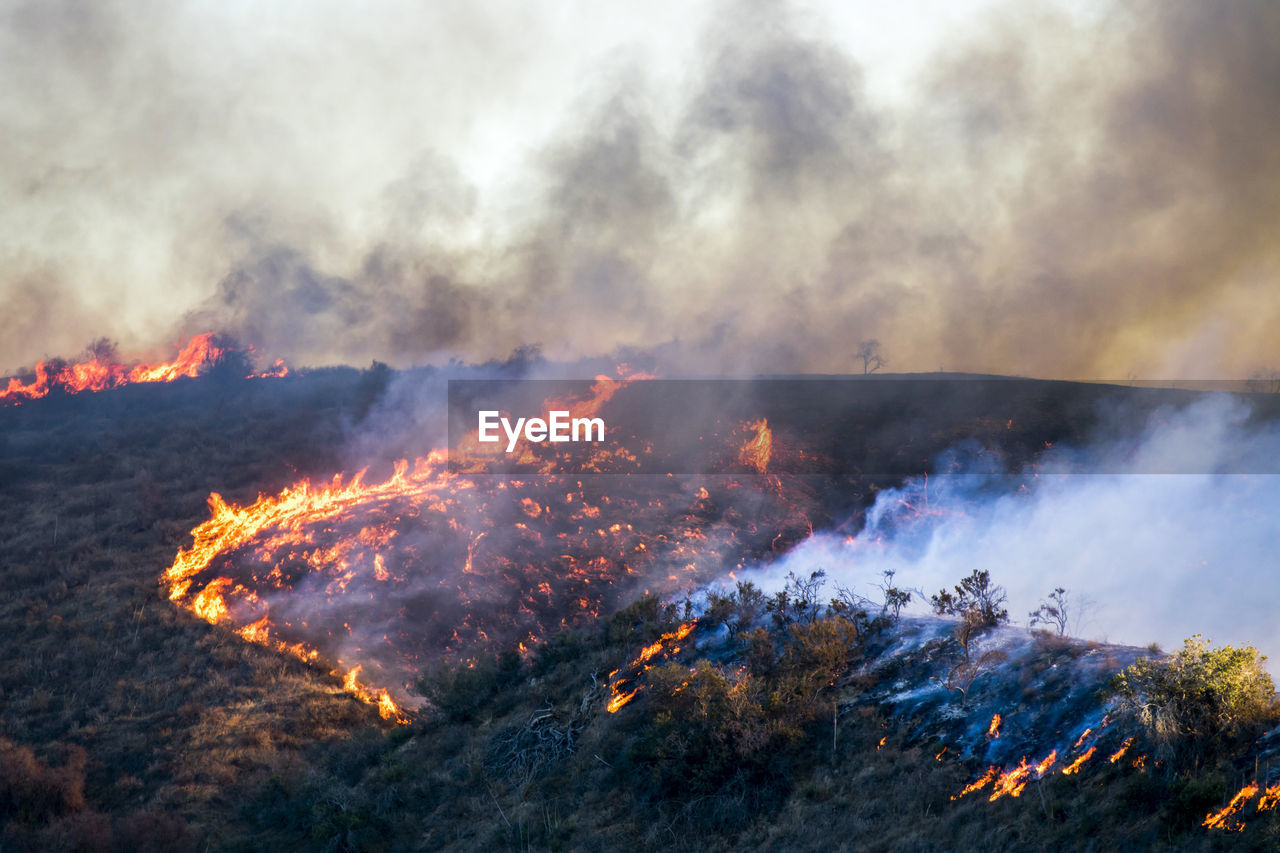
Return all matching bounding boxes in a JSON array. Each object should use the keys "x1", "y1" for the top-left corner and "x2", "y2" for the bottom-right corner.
[{"x1": 1203, "y1": 781, "x2": 1258, "y2": 831}]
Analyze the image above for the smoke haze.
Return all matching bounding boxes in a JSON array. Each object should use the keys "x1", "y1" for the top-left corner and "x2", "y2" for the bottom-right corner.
[
  {"x1": 727, "y1": 395, "x2": 1280, "y2": 666},
  {"x1": 3, "y1": 0, "x2": 1279, "y2": 379}
]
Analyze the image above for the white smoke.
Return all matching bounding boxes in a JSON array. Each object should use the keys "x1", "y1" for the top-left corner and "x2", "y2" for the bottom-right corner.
[{"x1": 729, "y1": 395, "x2": 1280, "y2": 665}]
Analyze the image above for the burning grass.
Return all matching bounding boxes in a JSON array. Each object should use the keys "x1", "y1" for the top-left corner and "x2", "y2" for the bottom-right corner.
[{"x1": 1, "y1": 333, "x2": 289, "y2": 406}]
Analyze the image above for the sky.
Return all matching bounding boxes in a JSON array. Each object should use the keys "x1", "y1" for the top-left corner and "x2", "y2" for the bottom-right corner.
[{"x1": 2, "y1": 0, "x2": 1278, "y2": 379}]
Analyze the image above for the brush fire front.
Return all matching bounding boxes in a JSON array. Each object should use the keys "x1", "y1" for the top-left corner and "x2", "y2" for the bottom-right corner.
[
  {"x1": 1, "y1": 332, "x2": 288, "y2": 405},
  {"x1": 162, "y1": 377, "x2": 819, "y2": 718}
]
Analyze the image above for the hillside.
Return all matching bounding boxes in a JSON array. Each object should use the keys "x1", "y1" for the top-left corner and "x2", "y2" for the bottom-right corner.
[{"x1": 2, "y1": 368, "x2": 1279, "y2": 851}]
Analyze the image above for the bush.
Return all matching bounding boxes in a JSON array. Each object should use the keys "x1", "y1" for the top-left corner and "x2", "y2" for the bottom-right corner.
[
  {"x1": 417, "y1": 650, "x2": 524, "y2": 722},
  {"x1": 1109, "y1": 635, "x2": 1276, "y2": 762}
]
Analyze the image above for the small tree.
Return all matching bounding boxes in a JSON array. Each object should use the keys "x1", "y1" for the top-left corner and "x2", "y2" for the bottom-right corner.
[
  {"x1": 930, "y1": 570, "x2": 1008, "y2": 628},
  {"x1": 928, "y1": 571, "x2": 1009, "y2": 704},
  {"x1": 705, "y1": 581, "x2": 766, "y2": 638},
  {"x1": 1029, "y1": 587, "x2": 1071, "y2": 636},
  {"x1": 855, "y1": 339, "x2": 886, "y2": 374},
  {"x1": 767, "y1": 570, "x2": 826, "y2": 628},
  {"x1": 876, "y1": 569, "x2": 912, "y2": 622}
]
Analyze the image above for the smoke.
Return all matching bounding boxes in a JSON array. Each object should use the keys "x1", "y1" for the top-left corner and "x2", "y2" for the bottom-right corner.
[
  {"x1": 3, "y1": 0, "x2": 1279, "y2": 378},
  {"x1": 727, "y1": 395, "x2": 1280, "y2": 665}
]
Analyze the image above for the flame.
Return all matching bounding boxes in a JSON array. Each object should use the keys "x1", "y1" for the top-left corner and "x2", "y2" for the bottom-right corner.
[
  {"x1": 1256, "y1": 782, "x2": 1280, "y2": 812},
  {"x1": 955, "y1": 750, "x2": 1057, "y2": 802},
  {"x1": 1034, "y1": 751, "x2": 1058, "y2": 776},
  {"x1": 1108, "y1": 737, "x2": 1134, "y2": 763},
  {"x1": 159, "y1": 370, "x2": 816, "y2": 721},
  {"x1": 251, "y1": 359, "x2": 290, "y2": 379},
  {"x1": 2, "y1": 332, "x2": 288, "y2": 405},
  {"x1": 1071, "y1": 728, "x2": 1092, "y2": 751},
  {"x1": 987, "y1": 713, "x2": 1001, "y2": 739},
  {"x1": 952, "y1": 766, "x2": 999, "y2": 801},
  {"x1": 738, "y1": 418, "x2": 772, "y2": 473},
  {"x1": 988, "y1": 758, "x2": 1035, "y2": 801},
  {"x1": 878, "y1": 735, "x2": 888, "y2": 750},
  {"x1": 164, "y1": 456, "x2": 454, "y2": 602},
  {"x1": 1203, "y1": 782, "x2": 1258, "y2": 831},
  {"x1": 606, "y1": 687, "x2": 640, "y2": 714},
  {"x1": 606, "y1": 622, "x2": 696, "y2": 713},
  {"x1": 1060, "y1": 745, "x2": 1095, "y2": 775}
]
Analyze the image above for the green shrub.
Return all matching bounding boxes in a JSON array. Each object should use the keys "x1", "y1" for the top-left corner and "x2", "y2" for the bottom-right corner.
[{"x1": 1109, "y1": 635, "x2": 1276, "y2": 763}]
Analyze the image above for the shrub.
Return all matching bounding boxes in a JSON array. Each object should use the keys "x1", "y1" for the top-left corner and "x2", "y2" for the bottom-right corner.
[
  {"x1": 417, "y1": 650, "x2": 524, "y2": 722},
  {"x1": 1109, "y1": 635, "x2": 1276, "y2": 762}
]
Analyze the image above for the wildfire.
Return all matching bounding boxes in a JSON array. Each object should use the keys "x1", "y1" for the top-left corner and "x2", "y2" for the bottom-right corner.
[
  {"x1": 1203, "y1": 782, "x2": 1259, "y2": 832},
  {"x1": 952, "y1": 766, "x2": 998, "y2": 800},
  {"x1": 2, "y1": 333, "x2": 289, "y2": 405},
  {"x1": 606, "y1": 622, "x2": 696, "y2": 713},
  {"x1": 738, "y1": 418, "x2": 772, "y2": 473},
  {"x1": 987, "y1": 713, "x2": 1001, "y2": 739},
  {"x1": 988, "y1": 756, "x2": 1037, "y2": 801},
  {"x1": 1108, "y1": 737, "x2": 1134, "y2": 763},
  {"x1": 1060, "y1": 746, "x2": 1096, "y2": 776},
  {"x1": 1257, "y1": 782, "x2": 1280, "y2": 812},
  {"x1": 339, "y1": 665, "x2": 410, "y2": 723},
  {"x1": 953, "y1": 751, "x2": 1056, "y2": 802},
  {"x1": 160, "y1": 370, "x2": 815, "y2": 719}
]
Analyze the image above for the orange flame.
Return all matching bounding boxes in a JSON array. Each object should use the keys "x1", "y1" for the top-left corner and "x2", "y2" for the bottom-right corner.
[
  {"x1": 952, "y1": 766, "x2": 998, "y2": 800},
  {"x1": 956, "y1": 750, "x2": 1056, "y2": 803},
  {"x1": 2, "y1": 332, "x2": 288, "y2": 405},
  {"x1": 1256, "y1": 782, "x2": 1280, "y2": 812},
  {"x1": 1034, "y1": 751, "x2": 1058, "y2": 776},
  {"x1": 606, "y1": 622, "x2": 695, "y2": 713},
  {"x1": 1061, "y1": 746, "x2": 1095, "y2": 776},
  {"x1": 987, "y1": 713, "x2": 1001, "y2": 739},
  {"x1": 1108, "y1": 737, "x2": 1134, "y2": 763},
  {"x1": 1203, "y1": 782, "x2": 1258, "y2": 831},
  {"x1": 738, "y1": 418, "x2": 772, "y2": 473}
]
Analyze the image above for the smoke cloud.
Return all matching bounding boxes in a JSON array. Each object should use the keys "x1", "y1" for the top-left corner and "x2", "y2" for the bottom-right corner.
[
  {"x1": 2, "y1": 0, "x2": 1279, "y2": 379},
  {"x1": 728, "y1": 395, "x2": 1280, "y2": 665}
]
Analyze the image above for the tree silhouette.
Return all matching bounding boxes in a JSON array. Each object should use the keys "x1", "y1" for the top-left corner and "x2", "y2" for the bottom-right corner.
[{"x1": 856, "y1": 339, "x2": 886, "y2": 374}]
